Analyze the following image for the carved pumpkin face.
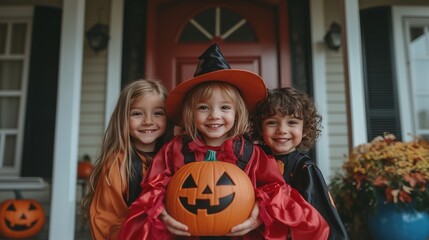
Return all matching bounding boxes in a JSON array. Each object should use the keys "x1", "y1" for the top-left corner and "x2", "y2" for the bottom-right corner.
[
  {"x1": 166, "y1": 160, "x2": 255, "y2": 236},
  {"x1": 0, "y1": 199, "x2": 46, "y2": 238}
]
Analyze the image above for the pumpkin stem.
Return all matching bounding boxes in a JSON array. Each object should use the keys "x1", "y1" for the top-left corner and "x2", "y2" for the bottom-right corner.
[
  {"x1": 83, "y1": 154, "x2": 91, "y2": 162},
  {"x1": 14, "y1": 190, "x2": 23, "y2": 199},
  {"x1": 205, "y1": 150, "x2": 217, "y2": 161}
]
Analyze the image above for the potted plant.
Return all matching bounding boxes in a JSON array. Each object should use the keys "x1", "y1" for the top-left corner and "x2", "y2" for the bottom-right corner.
[{"x1": 330, "y1": 133, "x2": 429, "y2": 240}]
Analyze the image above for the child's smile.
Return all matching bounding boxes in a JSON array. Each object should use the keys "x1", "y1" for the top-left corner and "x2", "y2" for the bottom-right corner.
[
  {"x1": 206, "y1": 124, "x2": 223, "y2": 128},
  {"x1": 271, "y1": 137, "x2": 291, "y2": 143},
  {"x1": 138, "y1": 129, "x2": 158, "y2": 133}
]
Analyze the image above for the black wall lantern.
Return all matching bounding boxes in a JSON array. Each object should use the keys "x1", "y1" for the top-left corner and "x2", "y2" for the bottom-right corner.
[
  {"x1": 85, "y1": 23, "x2": 110, "y2": 52},
  {"x1": 324, "y1": 22, "x2": 342, "y2": 51}
]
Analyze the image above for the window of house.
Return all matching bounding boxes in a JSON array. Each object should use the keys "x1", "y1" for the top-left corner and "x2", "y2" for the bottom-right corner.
[
  {"x1": 408, "y1": 23, "x2": 429, "y2": 141},
  {"x1": 0, "y1": 8, "x2": 32, "y2": 175},
  {"x1": 393, "y1": 7, "x2": 429, "y2": 142}
]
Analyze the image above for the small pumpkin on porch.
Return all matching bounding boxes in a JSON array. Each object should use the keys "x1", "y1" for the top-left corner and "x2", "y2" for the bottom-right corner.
[
  {"x1": 165, "y1": 150, "x2": 255, "y2": 236},
  {"x1": 77, "y1": 154, "x2": 93, "y2": 179},
  {"x1": 0, "y1": 197, "x2": 46, "y2": 238}
]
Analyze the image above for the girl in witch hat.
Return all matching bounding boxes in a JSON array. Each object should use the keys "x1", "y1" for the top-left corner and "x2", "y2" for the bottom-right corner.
[{"x1": 119, "y1": 44, "x2": 329, "y2": 240}]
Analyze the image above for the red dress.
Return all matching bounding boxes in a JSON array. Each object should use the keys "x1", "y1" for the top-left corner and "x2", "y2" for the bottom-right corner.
[{"x1": 119, "y1": 136, "x2": 329, "y2": 240}]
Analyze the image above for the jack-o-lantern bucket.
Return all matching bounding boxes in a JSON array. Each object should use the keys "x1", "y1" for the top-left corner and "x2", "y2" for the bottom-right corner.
[
  {"x1": 166, "y1": 150, "x2": 255, "y2": 236},
  {"x1": 0, "y1": 198, "x2": 46, "y2": 238}
]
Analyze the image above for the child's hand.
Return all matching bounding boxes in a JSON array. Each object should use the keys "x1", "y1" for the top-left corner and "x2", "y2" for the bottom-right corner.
[
  {"x1": 160, "y1": 209, "x2": 191, "y2": 236},
  {"x1": 227, "y1": 203, "x2": 262, "y2": 236}
]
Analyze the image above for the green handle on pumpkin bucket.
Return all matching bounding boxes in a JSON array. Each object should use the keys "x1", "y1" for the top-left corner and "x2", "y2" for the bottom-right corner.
[{"x1": 205, "y1": 150, "x2": 217, "y2": 161}]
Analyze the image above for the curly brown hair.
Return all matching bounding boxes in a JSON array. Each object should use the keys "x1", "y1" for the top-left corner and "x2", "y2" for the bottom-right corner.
[{"x1": 249, "y1": 87, "x2": 322, "y2": 151}]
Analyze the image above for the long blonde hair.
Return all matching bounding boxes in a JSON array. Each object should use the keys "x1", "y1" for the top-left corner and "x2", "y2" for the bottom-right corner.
[
  {"x1": 80, "y1": 79, "x2": 173, "y2": 222},
  {"x1": 182, "y1": 81, "x2": 249, "y2": 142}
]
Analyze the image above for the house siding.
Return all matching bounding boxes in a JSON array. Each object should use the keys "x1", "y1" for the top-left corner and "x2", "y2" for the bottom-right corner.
[
  {"x1": 78, "y1": 55, "x2": 107, "y2": 163},
  {"x1": 78, "y1": 0, "x2": 110, "y2": 163},
  {"x1": 326, "y1": 51, "x2": 349, "y2": 174}
]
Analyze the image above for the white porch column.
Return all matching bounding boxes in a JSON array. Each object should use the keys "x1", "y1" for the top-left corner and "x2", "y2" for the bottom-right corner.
[
  {"x1": 49, "y1": 0, "x2": 85, "y2": 239},
  {"x1": 310, "y1": 0, "x2": 331, "y2": 181},
  {"x1": 105, "y1": 0, "x2": 124, "y2": 128},
  {"x1": 342, "y1": 0, "x2": 368, "y2": 146}
]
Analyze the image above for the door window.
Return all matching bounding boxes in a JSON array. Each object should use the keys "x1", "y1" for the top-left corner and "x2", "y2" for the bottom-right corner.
[{"x1": 179, "y1": 7, "x2": 256, "y2": 43}]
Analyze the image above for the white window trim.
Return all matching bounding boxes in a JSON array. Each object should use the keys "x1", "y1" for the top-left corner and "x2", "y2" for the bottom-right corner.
[{"x1": 392, "y1": 6, "x2": 429, "y2": 141}]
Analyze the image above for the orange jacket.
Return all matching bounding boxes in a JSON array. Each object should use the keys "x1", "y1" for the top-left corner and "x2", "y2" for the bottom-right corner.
[{"x1": 90, "y1": 152, "x2": 147, "y2": 240}]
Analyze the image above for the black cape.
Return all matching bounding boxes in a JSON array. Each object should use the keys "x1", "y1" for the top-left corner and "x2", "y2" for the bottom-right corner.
[{"x1": 275, "y1": 150, "x2": 349, "y2": 240}]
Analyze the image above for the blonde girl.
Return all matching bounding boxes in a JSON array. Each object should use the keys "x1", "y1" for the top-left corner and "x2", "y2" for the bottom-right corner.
[{"x1": 81, "y1": 79, "x2": 173, "y2": 240}]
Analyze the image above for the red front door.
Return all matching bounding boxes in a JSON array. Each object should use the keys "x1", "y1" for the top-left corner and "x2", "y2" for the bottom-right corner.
[{"x1": 147, "y1": 0, "x2": 291, "y2": 91}]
